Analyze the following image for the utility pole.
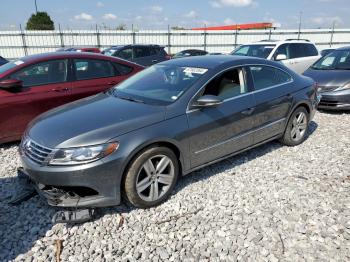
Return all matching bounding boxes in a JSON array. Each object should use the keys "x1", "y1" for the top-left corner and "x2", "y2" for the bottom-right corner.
[
  {"x1": 298, "y1": 11, "x2": 303, "y2": 39},
  {"x1": 34, "y1": 0, "x2": 38, "y2": 13}
]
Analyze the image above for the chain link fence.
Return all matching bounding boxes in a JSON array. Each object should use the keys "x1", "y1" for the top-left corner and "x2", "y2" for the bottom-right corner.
[{"x1": 1, "y1": 27, "x2": 350, "y2": 59}]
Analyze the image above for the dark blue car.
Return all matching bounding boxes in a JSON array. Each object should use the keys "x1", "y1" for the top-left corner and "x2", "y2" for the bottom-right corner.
[
  {"x1": 20, "y1": 55, "x2": 319, "y2": 209},
  {"x1": 0, "y1": 56, "x2": 8, "y2": 66}
]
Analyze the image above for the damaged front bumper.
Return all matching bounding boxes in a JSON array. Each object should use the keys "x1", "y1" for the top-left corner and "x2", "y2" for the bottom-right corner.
[{"x1": 19, "y1": 153, "x2": 124, "y2": 208}]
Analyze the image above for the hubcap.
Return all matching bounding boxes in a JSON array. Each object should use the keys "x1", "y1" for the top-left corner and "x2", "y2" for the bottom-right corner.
[
  {"x1": 290, "y1": 112, "x2": 307, "y2": 142},
  {"x1": 136, "y1": 155, "x2": 175, "y2": 202}
]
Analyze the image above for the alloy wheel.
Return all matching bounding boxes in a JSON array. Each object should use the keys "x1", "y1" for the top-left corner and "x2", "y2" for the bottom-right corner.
[
  {"x1": 290, "y1": 111, "x2": 307, "y2": 142},
  {"x1": 136, "y1": 155, "x2": 175, "y2": 202}
]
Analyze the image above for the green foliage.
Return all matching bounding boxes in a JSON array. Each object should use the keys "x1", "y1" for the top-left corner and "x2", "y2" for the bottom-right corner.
[
  {"x1": 116, "y1": 24, "x2": 127, "y2": 30},
  {"x1": 26, "y1": 12, "x2": 54, "y2": 30}
]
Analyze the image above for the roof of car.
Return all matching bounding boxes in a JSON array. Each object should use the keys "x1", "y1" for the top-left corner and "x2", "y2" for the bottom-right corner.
[
  {"x1": 18, "y1": 52, "x2": 115, "y2": 62},
  {"x1": 245, "y1": 39, "x2": 313, "y2": 45},
  {"x1": 159, "y1": 55, "x2": 272, "y2": 69},
  {"x1": 336, "y1": 46, "x2": 350, "y2": 51},
  {"x1": 109, "y1": 44, "x2": 163, "y2": 48}
]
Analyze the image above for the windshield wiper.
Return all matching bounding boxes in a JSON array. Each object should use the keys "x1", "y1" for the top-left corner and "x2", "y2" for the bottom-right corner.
[{"x1": 116, "y1": 95, "x2": 145, "y2": 104}]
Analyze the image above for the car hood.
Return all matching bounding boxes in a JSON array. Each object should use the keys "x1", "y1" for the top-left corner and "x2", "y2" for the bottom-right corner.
[
  {"x1": 303, "y1": 69, "x2": 350, "y2": 87},
  {"x1": 28, "y1": 93, "x2": 166, "y2": 148}
]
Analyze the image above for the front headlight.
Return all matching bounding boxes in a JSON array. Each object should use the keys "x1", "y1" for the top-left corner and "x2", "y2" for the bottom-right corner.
[
  {"x1": 336, "y1": 83, "x2": 350, "y2": 91},
  {"x1": 49, "y1": 143, "x2": 119, "y2": 165}
]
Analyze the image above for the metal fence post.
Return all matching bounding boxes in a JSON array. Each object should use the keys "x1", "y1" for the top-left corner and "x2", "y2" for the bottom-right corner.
[
  {"x1": 203, "y1": 25, "x2": 207, "y2": 51},
  {"x1": 167, "y1": 25, "x2": 171, "y2": 55},
  {"x1": 96, "y1": 24, "x2": 101, "y2": 48},
  {"x1": 268, "y1": 28, "x2": 272, "y2": 40},
  {"x1": 132, "y1": 24, "x2": 136, "y2": 45},
  {"x1": 330, "y1": 21, "x2": 335, "y2": 47},
  {"x1": 234, "y1": 30, "x2": 238, "y2": 48},
  {"x1": 19, "y1": 24, "x2": 28, "y2": 56},
  {"x1": 58, "y1": 24, "x2": 64, "y2": 48}
]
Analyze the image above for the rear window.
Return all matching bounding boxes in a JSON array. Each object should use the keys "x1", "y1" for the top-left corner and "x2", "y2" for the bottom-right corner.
[
  {"x1": 113, "y1": 62, "x2": 133, "y2": 75},
  {"x1": 232, "y1": 44, "x2": 275, "y2": 59},
  {"x1": 134, "y1": 47, "x2": 151, "y2": 58}
]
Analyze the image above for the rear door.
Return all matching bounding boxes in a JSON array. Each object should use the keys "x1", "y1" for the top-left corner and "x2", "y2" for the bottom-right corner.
[
  {"x1": 0, "y1": 59, "x2": 71, "y2": 141},
  {"x1": 132, "y1": 46, "x2": 152, "y2": 66},
  {"x1": 247, "y1": 65, "x2": 294, "y2": 144},
  {"x1": 69, "y1": 58, "x2": 131, "y2": 100},
  {"x1": 186, "y1": 67, "x2": 256, "y2": 168}
]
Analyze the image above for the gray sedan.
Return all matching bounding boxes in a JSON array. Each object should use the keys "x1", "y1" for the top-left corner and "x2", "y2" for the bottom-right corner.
[
  {"x1": 304, "y1": 46, "x2": 350, "y2": 110},
  {"x1": 19, "y1": 55, "x2": 319, "y2": 209}
]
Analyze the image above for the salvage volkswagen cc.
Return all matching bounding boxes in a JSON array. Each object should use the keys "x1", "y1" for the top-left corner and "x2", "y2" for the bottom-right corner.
[{"x1": 19, "y1": 55, "x2": 319, "y2": 208}]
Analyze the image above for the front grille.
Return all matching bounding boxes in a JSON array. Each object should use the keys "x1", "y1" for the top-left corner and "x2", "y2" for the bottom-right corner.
[
  {"x1": 22, "y1": 138, "x2": 54, "y2": 165},
  {"x1": 319, "y1": 99, "x2": 340, "y2": 107}
]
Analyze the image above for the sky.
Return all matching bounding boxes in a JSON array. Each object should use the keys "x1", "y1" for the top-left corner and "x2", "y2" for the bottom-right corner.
[{"x1": 0, "y1": 0, "x2": 349, "y2": 30}]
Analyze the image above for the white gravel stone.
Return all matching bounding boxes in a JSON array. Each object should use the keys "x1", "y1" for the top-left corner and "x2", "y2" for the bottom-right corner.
[{"x1": 1, "y1": 112, "x2": 350, "y2": 261}]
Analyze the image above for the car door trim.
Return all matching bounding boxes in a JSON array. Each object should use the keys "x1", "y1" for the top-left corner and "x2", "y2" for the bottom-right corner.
[{"x1": 194, "y1": 117, "x2": 286, "y2": 154}]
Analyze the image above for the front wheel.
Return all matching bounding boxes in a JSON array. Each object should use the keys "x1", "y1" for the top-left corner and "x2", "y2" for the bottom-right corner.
[
  {"x1": 280, "y1": 107, "x2": 309, "y2": 146},
  {"x1": 123, "y1": 147, "x2": 179, "y2": 208}
]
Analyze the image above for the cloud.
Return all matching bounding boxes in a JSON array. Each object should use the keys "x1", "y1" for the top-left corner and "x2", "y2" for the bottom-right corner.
[
  {"x1": 103, "y1": 13, "x2": 117, "y2": 20},
  {"x1": 150, "y1": 5, "x2": 163, "y2": 13},
  {"x1": 184, "y1": 10, "x2": 198, "y2": 18},
  {"x1": 74, "y1": 13, "x2": 93, "y2": 21},
  {"x1": 223, "y1": 18, "x2": 235, "y2": 25},
  {"x1": 210, "y1": 0, "x2": 255, "y2": 8},
  {"x1": 97, "y1": 1, "x2": 104, "y2": 7},
  {"x1": 310, "y1": 15, "x2": 343, "y2": 26}
]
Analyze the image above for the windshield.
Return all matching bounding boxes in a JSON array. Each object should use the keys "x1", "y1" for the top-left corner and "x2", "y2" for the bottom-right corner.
[
  {"x1": 111, "y1": 64, "x2": 208, "y2": 105},
  {"x1": 102, "y1": 48, "x2": 118, "y2": 56},
  {"x1": 311, "y1": 50, "x2": 350, "y2": 70},
  {"x1": 0, "y1": 60, "x2": 21, "y2": 74},
  {"x1": 231, "y1": 44, "x2": 276, "y2": 59}
]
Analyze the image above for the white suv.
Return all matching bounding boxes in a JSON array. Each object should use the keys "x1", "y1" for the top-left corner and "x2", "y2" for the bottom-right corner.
[{"x1": 231, "y1": 39, "x2": 321, "y2": 74}]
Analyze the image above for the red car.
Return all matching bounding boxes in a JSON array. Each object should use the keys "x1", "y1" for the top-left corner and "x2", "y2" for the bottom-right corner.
[
  {"x1": 0, "y1": 52, "x2": 144, "y2": 143},
  {"x1": 57, "y1": 47, "x2": 101, "y2": 53}
]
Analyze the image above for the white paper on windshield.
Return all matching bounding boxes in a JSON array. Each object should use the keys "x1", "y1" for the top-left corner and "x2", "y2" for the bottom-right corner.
[
  {"x1": 183, "y1": 67, "x2": 208, "y2": 75},
  {"x1": 14, "y1": 60, "x2": 24, "y2": 65}
]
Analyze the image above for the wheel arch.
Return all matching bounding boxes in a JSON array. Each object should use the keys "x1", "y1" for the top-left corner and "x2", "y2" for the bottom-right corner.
[{"x1": 119, "y1": 138, "x2": 184, "y2": 188}]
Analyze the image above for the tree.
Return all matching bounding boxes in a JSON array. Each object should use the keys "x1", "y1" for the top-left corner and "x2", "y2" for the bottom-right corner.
[
  {"x1": 116, "y1": 24, "x2": 127, "y2": 30},
  {"x1": 26, "y1": 12, "x2": 54, "y2": 30}
]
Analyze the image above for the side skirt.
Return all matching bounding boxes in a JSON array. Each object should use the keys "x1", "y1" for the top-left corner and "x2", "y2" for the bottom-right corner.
[{"x1": 182, "y1": 134, "x2": 282, "y2": 176}]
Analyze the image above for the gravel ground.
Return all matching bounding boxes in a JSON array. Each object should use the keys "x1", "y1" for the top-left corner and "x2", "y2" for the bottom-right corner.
[{"x1": 1, "y1": 111, "x2": 350, "y2": 262}]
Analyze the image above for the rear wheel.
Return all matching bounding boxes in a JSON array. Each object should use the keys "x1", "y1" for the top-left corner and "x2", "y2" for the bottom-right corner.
[
  {"x1": 280, "y1": 107, "x2": 309, "y2": 146},
  {"x1": 124, "y1": 147, "x2": 179, "y2": 208}
]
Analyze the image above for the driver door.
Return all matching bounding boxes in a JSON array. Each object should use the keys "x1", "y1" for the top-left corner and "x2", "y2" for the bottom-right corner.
[{"x1": 186, "y1": 67, "x2": 256, "y2": 168}]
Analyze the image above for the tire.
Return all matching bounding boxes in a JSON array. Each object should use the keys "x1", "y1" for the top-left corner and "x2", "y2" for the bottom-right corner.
[
  {"x1": 280, "y1": 107, "x2": 309, "y2": 146},
  {"x1": 123, "y1": 146, "x2": 179, "y2": 208}
]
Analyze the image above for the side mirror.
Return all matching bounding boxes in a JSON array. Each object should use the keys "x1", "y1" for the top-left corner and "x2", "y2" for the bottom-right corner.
[
  {"x1": 275, "y1": 54, "x2": 287, "y2": 61},
  {"x1": 194, "y1": 95, "x2": 223, "y2": 108},
  {"x1": 0, "y1": 79, "x2": 23, "y2": 89}
]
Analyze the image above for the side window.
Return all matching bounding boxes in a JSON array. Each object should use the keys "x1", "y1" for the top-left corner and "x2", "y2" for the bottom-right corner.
[
  {"x1": 202, "y1": 68, "x2": 247, "y2": 100},
  {"x1": 73, "y1": 59, "x2": 114, "y2": 81},
  {"x1": 289, "y1": 43, "x2": 305, "y2": 59},
  {"x1": 10, "y1": 59, "x2": 68, "y2": 87},
  {"x1": 274, "y1": 44, "x2": 290, "y2": 59},
  {"x1": 117, "y1": 48, "x2": 133, "y2": 60},
  {"x1": 134, "y1": 47, "x2": 150, "y2": 58},
  {"x1": 149, "y1": 47, "x2": 159, "y2": 56},
  {"x1": 113, "y1": 62, "x2": 133, "y2": 75},
  {"x1": 304, "y1": 44, "x2": 319, "y2": 57},
  {"x1": 249, "y1": 66, "x2": 292, "y2": 91}
]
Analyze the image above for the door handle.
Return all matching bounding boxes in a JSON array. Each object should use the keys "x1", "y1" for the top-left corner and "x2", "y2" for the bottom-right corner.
[
  {"x1": 52, "y1": 87, "x2": 70, "y2": 92},
  {"x1": 241, "y1": 107, "x2": 255, "y2": 115},
  {"x1": 152, "y1": 60, "x2": 158, "y2": 63}
]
